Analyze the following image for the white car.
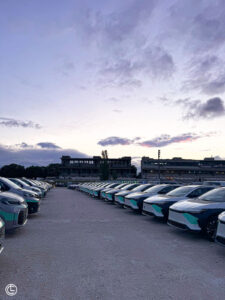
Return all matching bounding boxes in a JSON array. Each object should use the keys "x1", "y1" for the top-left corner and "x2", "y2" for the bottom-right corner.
[
  {"x1": 215, "y1": 211, "x2": 225, "y2": 246},
  {"x1": 168, "y1": 187, "x2": 225, "y2": 239},
  {"x1": 143, "y1": 185, "x2": 213, "y2": 220}
]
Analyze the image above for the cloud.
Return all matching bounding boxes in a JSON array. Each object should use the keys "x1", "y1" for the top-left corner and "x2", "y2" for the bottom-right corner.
[
  {"x1": 0, "y1": 143, "x2": 88, "y2": 167},
  {"x1": 98, "y1": 133, "x2": 215, "y2": 148},
  {"x1": 177, "y1": 97, "x2": 225, "y2": 119},
  {"x1": 100, "y1": 46, "x2": 175, "y2": 88},
  {"x1": 83, "y1": 0, "x2": 156, "y2": 43},
  {"x1": 169, "y1": 0, "x2": 225, "y2": 53},
  {"x1": 98, "y1": 136, "x2": 140, "y2": 146},
  {"x1": 183, "y1": 55, "x2": 225, "y2": 95},
  {"x1": 106, "y1": 97, "x2": 120, "y2": 103},
  {"x1": 37, "y1": 142, "x2": 61, "y2": 149},
  {"x1": 112, "y1": 109, "x2": 122, "y2": 113},
  {"x1": 138, "y1": 133, "x2": 214, "y2": 148},
  {"x1": 0, "y1": 117, "x2": 41, "y2": 129}
]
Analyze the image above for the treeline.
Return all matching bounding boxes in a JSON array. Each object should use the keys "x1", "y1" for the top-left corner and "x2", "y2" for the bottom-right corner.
[{"x1": 0, "y1": 163, "x2": 61, "y2": 179}]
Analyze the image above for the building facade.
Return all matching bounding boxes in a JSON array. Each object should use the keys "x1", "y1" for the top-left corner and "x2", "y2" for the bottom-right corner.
[
  {"x1": 141, "y1": 157, "x2": 225, "y2": 182},
  {"x1": 60, "y1": 156, "x2": 136, "y2": 178}
]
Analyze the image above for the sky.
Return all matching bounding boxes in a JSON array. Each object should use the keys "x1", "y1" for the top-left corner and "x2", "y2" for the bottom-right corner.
[{"x1": 0, "y1": 0, "x2": 225, "y2": 167}]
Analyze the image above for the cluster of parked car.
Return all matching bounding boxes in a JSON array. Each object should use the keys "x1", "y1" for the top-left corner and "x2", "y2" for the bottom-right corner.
[
  {"x1": 76, "y1": 180, "x2": 225, "y2": 246},
  {"x1": 0, "y1": 177, "x2": 52, "y2": 254}
]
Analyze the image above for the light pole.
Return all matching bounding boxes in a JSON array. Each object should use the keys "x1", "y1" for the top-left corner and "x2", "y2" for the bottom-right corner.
[{"x1": 158, "y1": 149, "x2": 161, "y2": 183}]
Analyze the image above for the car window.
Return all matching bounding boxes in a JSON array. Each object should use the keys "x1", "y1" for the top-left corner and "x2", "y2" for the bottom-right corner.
[
  {"x1": 158, "y1": 185, "x2": 180, "y2": 194},
  {"x1": 0, "y1": 181, "x2": 10, "y2": 192},
  {"x1": 199, "y1": 188, "x2": 225, "y2": 202},
  {"x1": 188, "y1": 187, "x2": 214, "y2": 198},
  {"x1": 167, "y1": 186, "x2": 196, "y2": 197}
]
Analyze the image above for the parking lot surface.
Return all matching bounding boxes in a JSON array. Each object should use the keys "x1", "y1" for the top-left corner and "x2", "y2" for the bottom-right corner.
[{"x1": 0, "y1": 188, "x2": 225, "y2": 299}]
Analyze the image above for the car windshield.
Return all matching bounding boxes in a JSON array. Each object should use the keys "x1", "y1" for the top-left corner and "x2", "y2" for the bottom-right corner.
[
  {"x1": 2, "y1": 178, "x2": 22, "y2": 189},
  {"x1": 167, "y1": 186, "x2": 196, "y2": 197},
  {"x1": 131, "y1": 184, "x2": 149, "y2": 192},
  {"x1": 121, "y1": 184, "x2": 134, "y2": 190},
  {"x1": 199, "y1": 188, "x2": 225, "y2": 202},
  {"x1": 144, "y1": 184, "x2": 167, "y2": 193},
  {"x1": 17, "y1": 179, "x2": 29, "y2": 187}
]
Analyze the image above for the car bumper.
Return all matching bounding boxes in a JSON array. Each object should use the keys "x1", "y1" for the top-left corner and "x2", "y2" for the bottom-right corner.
[
  {"x1": 216, "y1": 221, "x2": 225, "y2": 246},
  {"x1": 0, "y1": 222, "x2": 5, "y2": 254},
  {"x1": 115, "y1": 196, "x2": 125, "y2": 205},
  {"x1": 0, "y1": 206, "x2": 28, "y2": 231},
  {"x1": 143, "y1": 203, "x2": 164, "y2": 218},
  {"x1": 168, "y1": 210, "x2": 201, "y2": 231},
  {"x1": 124, "y1": 198, "x2": 139, "y2": 210}
]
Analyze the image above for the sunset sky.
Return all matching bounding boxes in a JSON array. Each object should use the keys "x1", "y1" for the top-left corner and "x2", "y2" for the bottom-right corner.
[{"x1": 0, "y1": 0, "x2": 225, "y2": 166}]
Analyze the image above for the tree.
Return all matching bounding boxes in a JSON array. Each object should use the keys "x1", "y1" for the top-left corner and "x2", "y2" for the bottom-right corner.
[{"x1": 0, "y1": 164, "x2": 25, "y2": 178}]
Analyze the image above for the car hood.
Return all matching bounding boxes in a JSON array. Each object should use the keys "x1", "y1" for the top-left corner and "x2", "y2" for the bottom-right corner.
[
  {"x1": 144, "y1": 195, "x2": 187, "y2": 204},
  {"x1": 126, "y1": 192, "x2": 145, "y2": 199},
  {"x1": 171, "y1": 198, "x2": 225, "y2": 212},
  {"x1": 0, "y1": 191, "x2": 25, "y2": 203},
  {"x1": 115, "y1": 191, "x2": 130, "y2": 196},
  {"x1": 106, "y1": 188, "x2": 122, "y2": 194}
]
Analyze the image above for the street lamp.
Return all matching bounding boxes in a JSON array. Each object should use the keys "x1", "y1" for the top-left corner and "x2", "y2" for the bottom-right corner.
[{"x1": 158, "y1": 149, "x2": 161, "y2": 183}]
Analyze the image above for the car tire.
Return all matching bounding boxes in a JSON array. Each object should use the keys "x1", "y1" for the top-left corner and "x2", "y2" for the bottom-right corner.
[{"x1": 204, "y1": 216, "x2": 218, "y2": 241}]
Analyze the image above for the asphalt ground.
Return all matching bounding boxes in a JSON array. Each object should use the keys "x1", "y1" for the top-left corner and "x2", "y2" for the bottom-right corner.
[{"x1": 0, "y1": 187, "x2": 225, "y2": 300}]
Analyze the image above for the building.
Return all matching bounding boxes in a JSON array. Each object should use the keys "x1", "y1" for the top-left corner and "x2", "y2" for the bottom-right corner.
[
  {"x1": 141, "y1": 157, "x2": 225, "y2": 182},
  {"x1": 60, "y1": 156, "x2": 136, "y2": 178}
]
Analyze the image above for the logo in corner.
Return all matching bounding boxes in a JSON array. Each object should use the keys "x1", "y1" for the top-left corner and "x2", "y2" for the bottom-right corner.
[{"x1": 5, "y1": 284, "x2": 17, "y2": 296}]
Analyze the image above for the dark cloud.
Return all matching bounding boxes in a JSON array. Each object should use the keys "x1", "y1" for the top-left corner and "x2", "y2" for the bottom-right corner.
[
  {"x1": 0, "y1": 117, "x2": 41, "y2": 129},
  {"x1": 37, "y1": 142, "x2": 61, "y2": 149},
  {"x1": 0, "y1": 144, "x2": 88, "y2": 167},
  {"x1": 177, "y1": 97, "x2": 225, "y2": 120},
  {"x1": 98, "y1": 132, "x2": 215, "y2": 148},
  {"x1": 138, "y1": 133, "x2": 212, "y2": 148},
  {"x1": 98, "y1": 136, "x2": 140, "y2": 146}
]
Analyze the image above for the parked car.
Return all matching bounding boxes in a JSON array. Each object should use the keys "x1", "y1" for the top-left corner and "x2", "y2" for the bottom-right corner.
[
  {"x1": 101, "y1": 183, "x2": 128, "y2": 200},
  {"x1": 0, "y1": 191, "x2": 28, "y2": 230},
  {"x1": 0, "y1": 177, "x2": 40, "y2": 214},
  {"x1": 115, "y1": 184, "x2": 153, "y2": 207},
  {"x1": 0, "y1": 217, "x2": 5, "y2": 254},
  {"x1": 168, "y1": 187, "x2": 225, "y2": 239},
  {"x1": 215, "y1": 211, "x2": 225, "y2": 246},
  {"x1": 10, "y1": 178, "x2": 42, "y2": 198},
  {"x1": 143, "y1": 185, "x2": 214, "y2": 220},
  {"x1": 124, "y1": 184, "x2": 180, "y2": 213},
  {"x1": 22, "y1": 178, "x2": 47, "y2": 196},
  {"x1": 104, "y1": 183, "x2": 139, "y2": 203},
  {"x1": 92, "y1": 183, "x2": 120, "y2": 198}
]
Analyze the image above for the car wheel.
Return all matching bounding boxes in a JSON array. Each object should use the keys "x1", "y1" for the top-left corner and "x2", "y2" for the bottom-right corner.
[{"x1": 205, "y1": 216, "x2": 218, "y2": 240}]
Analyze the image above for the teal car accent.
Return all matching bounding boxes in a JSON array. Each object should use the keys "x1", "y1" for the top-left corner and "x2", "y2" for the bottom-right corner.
[
  {"x1": 152, "y1": 204, "x2": 162, "y2": 214},
  {"x1": 183, "y1": 213, "x2": 198, "y2": 225},
  {"x1": 0, "y1": 210, "x2": 15, "y2": 222},
  {"x1": 130, "y1": 199, "x2": 138, "y2": 208}
]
